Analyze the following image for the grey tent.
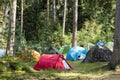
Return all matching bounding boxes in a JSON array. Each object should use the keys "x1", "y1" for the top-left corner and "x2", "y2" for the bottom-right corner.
[{"x1": 82, "y1": 44, "x2": 113, "y2": 63}]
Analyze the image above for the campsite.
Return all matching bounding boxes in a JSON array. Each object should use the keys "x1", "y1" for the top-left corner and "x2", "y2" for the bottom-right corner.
[
  {"x1": 0, "y1": 43, "x2": 120, "y2": 80},
  {"x1": 0, "y1": 55, "x2": 120, "y2": 80},
  {"x1": 1, "y1": 0, "x2": 120, "y2": 80}
]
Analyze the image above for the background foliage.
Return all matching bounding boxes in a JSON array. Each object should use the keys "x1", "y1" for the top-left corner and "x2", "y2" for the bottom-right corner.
[{"x1": 0, "y1": 0, "x2": 115, "y2": 53}]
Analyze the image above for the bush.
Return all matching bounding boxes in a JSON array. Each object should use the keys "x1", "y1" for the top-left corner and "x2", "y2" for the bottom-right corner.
[
  {"x1": 0, "y1": 64, "x2": 7, "y2": 72},
  {"x1": 77, "y1": 20, "x2": 104, "y2": 46}
]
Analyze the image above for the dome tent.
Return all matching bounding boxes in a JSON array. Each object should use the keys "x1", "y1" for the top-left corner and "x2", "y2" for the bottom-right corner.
[
  {"x1": 82, "y1": 42, "x2": 113, "y2": 63},
  {"x1": 87, "y1": 43, "x2": 95, "y2": 50},
  {"x1": 33, "y1": 54, "x2": 72, "y2": 70},
  {"x1": 18, "y1": 50, "x2": 41, "y2": 61},
  {"x1": 59, "y1": 45, "x2": 71, "y2": 54},
  {"x1": 45, "y1": 46, "x2": 61, "y2": 54},
  {"x1": 105, "y1": 42, "x2": 114, "y2": 51},
  {"x1": 66, "y1": 46, "x2": 88, "y2": 61},
  {"x1": 0, "y1": 49, "x2": 6, "y2": 57}
]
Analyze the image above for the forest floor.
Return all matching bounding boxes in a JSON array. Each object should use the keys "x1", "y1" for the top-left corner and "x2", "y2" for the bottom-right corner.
[{"x1": 0, "y1": 57, "x2": 120, "y2": 80}]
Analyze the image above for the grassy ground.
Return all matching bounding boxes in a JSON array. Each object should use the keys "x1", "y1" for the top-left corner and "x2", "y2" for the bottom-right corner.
[{"x1": 0, "y1": 57, "x2": 120, "y2": 80}]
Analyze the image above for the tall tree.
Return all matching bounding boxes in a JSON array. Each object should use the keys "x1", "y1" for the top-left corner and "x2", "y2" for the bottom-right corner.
[
  {"x1": 72, "y1": 0, "x2": 78, "y2": 47},
  {"x1": 62, "y1": 0, "x2": 67, "y2": 37},
  {"x1": 110, "y1": 0, "x2": 120, "y2": 69},
  {"x1": 3, "y1": 1, "x2": 10, "y2": 23},
  {"x1": 110, "y1": 0, "x2": 120, "y2": 70},
  {"x1": 21, "y1": 0, "x2": 23, "y2": 34},
  {"x1": 52, "y1": 0, "x2": 56, "y2": 23},
  {"x1": 47, "y1": 0, "x2": 49, "y2": 24},
  {"x1": 6, "y1": 0, "x2": 17, "y2": 56}
]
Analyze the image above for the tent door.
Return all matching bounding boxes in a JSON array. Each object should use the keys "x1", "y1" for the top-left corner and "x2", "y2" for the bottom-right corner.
[{"x1": 62, "y1": 60, "x2": 71, "y2": 70}]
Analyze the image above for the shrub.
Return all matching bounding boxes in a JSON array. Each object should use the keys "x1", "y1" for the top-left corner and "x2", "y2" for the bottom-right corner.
[{"x1": 0, "y1": 64, "x2": 7, "y2": 72}]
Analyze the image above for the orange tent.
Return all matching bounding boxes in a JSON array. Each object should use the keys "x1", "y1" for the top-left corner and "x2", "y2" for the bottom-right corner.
[{"x1": 18, "y1": 50, "x2": 41, "y2": 61}]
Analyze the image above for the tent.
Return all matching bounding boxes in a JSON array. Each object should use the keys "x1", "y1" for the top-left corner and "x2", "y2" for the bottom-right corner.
[
  {"x1": 45, "y1": 46, "x2": 61, "y2": 54},
  {"x1": 87, "y1": 43, "x2": 95, "y2": 50},
  {"x1": 0, "y1": 49, "x2": 6, "y2": 57},
  {"x1": 59, "y1": 45, "x2": 71, "y2": 54},
  {"x1": 82, "y1": 43, "x2": 113, "y2": 63},
  {"x1": 33, "y1": 54, "x2": 72, "y2": 70},
  {"x1": 105, "y1": 42, "x2": 114, "y2": 51},
  {"x1": 66, "y1": 46, "x2": 88, "y2": 61},
  {"x1": 18, "y1": 50, "x2": 41, "y2": 61}
]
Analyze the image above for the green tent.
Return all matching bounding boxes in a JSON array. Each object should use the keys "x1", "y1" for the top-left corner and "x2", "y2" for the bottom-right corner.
[
  {"x1": 59, "y1": 45, "x2": 71, "y2": 54},
  {"x1": 45, "y1": 46, "x2": 61, "y2": 54}
]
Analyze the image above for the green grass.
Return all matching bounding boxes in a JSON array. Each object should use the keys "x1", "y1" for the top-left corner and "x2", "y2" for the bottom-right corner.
[{"x1": 0, "y1": 57, "x2": 120, "y2": 80}]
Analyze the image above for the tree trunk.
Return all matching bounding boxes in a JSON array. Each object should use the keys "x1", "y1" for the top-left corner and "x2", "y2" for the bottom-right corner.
[
  {"x1": 21, "y1": 0, "x2": 23, "y2": 34},
  {"x1": 3, "y1": 2, "x2": 10, "y2": 28},
  {"x1": 72, "y1": 0, "x2": 78, "y2": 47},
  {"x1": 47, "y1": 0, "x2": 49, "y2": 24},
  {"x1": 52, "y1": 0, "x2": 56, "y2": 24},
  {"x1": 62, "y1": 0, "x2": 67, "y2": 37},
  {"x1": 3, "y1": 3, "x2": 9, "y2": 22},
  {"x1": 6, "y1": 0, "x2": 17, "y2": 56},
  {"x1": 110, "y1": 0, "x2": 120, "y2": 70}
]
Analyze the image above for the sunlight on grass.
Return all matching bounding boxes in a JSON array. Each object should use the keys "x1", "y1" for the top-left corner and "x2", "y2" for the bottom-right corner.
[
  {"x1": 53, "y1": 71, "x2": 113, "y2": 80},
  {"x1": 55, "y1": 72, "x2": 82, "y2": 76}
]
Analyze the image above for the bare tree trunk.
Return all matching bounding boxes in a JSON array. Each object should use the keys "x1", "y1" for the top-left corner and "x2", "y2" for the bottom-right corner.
[
  {"x1": 52, "y1": 0, "x2": 56, "y2": 23},
  {"x1": 110, "y1": 0, "x2": 120, "y2": 70},
  {"x1": 3, "y1": 3, "x2": 9, "y2": 22},
  {"x1": 21, "y1": 0, "x2": 23, "y2": 34},
  {"x1": 62, "y1": 0, "x2": 67, "y2": 37},
  {"x1": 6, "y1": 0, "x2": 17, "y2": 56},
  {"x1": 3, "y1": 2, "x2": 10, "y2": 28},
  {"x1": 72, "y1": 0, "x2": 78, "y2": 47},
  {"x1": 47, "y1": 0, "x2": 49, "y2": 24}
]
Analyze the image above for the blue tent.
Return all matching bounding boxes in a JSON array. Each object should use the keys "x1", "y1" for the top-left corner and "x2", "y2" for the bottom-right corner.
[
  {"x1": 96, "y1": 41, "x2": 105, "y2": 46},
  {"x1": 66, "y1": 46, "x2": 88, "y2": 61}
]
